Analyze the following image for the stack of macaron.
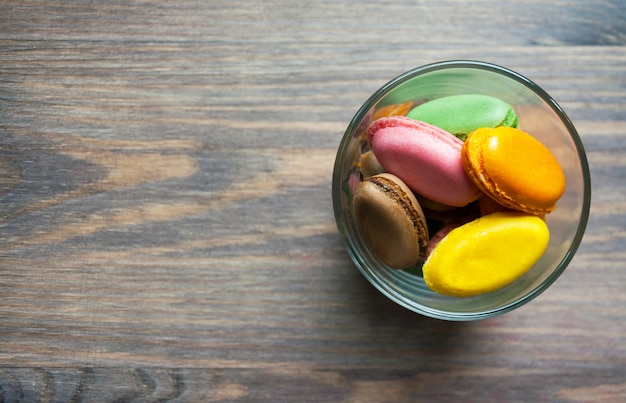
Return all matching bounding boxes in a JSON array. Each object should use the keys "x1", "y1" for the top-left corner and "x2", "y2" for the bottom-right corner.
[{"x1": 353, "y1": 94, "x2": 566, "y2": 298}]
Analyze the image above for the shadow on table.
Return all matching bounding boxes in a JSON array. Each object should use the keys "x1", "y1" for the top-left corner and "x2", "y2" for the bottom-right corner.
[{"x1": 338, "y1": 264, "x2": 481, "y2": 358}]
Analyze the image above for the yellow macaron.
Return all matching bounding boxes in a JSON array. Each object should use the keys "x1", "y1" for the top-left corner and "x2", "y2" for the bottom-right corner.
[{"x1": 423, "y1": 212, "x2": 549, "y2": 298}]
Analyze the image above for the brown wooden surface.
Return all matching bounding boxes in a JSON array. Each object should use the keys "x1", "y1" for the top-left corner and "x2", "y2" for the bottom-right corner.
[{"x1": 0, "y1": 0, "x2": 625, "y2": 401}]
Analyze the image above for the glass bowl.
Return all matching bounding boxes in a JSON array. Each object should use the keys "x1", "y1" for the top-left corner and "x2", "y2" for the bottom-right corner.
[{"x1": 332, "y1": 60, "x2": 591, "y2": 321}]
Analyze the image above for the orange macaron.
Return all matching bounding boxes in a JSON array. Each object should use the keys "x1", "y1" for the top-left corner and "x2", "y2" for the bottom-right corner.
[
  {"x1": 372, "y1": 101, "x2": 414, "y2": 120},
  {"x1": 462, "y1": 126, "x2": 566, "y2": 215}
]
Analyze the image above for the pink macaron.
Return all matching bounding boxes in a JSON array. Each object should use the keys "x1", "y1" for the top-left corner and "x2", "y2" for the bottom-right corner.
[{"x1": 367, "y1": 116, "x2": 480, "y2": 207}]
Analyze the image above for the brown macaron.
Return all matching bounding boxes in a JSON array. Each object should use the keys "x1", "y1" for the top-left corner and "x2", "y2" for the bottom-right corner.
[{"x1": 353, "y1": 173, "x2": 429, "y2": 269}]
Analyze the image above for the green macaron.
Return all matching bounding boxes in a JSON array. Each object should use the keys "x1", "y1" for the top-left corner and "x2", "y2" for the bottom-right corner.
[{"x1": 406, "y1": 94, "x2": 518, "y2": 141}]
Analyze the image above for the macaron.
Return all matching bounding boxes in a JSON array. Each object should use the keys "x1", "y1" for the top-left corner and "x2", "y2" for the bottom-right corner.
[
  {"x1": 367, "y1": 116, "x2": 481, "y2": 207},
  {"x1": 353, "y1": 173, "x2": 429, "y2": 269},
  {"x1": 424, "y1": 213, "x2": 478, "y2": 258},
  {"x1": 462, "y1": 126, "x2": 566, "y2": 215},
  {"x1": 372, "y1": 101, "x2": 413, "y2": 120},
  {"x1": 423, "y1": 212, "x2": 550, "y2": 298},
  {"x1": 358, "y1": 150, "x2": 385, "y2": 178},
  {"x1": 407, "y1": 94, "x2": 518, "y2": 140}
]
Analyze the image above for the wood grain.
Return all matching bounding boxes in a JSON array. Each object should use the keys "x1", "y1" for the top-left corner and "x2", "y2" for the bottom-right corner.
[{"x1": 1, "y1": 0, "x2": 625, "y2": 401}]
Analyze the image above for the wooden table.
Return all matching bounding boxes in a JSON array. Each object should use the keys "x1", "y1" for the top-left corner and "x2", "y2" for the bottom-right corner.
[{"x1": 1, "y1": 1, "x2": 624, "y2": 401}]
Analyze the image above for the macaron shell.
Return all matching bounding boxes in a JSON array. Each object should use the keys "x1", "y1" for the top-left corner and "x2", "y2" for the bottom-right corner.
[
  {"x1": 353, "y1": 173, "x2": 429, "y2": 269},
  {"x1": 368, "y1": 116, "x2": 480, "y2": 207},
  {"x1": 407, "y1": 94, "x2": 518, "y2": 140},
  {"x1": 463, "y1": 126, "x2": 566, "y2": 215},
  {"x1": 423, "y1": 212, "x2": 550, "y2": 298}
]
